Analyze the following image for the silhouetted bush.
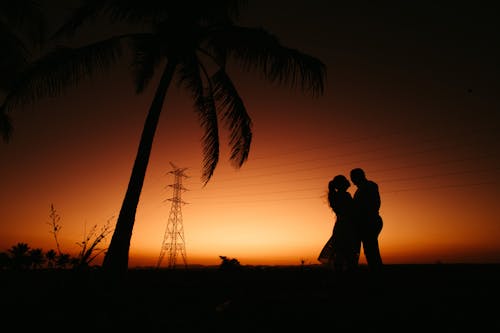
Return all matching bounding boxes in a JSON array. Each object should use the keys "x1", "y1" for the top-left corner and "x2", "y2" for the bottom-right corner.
[{"x1": 219, "y1": 256, "x2": 241, "y2": 271}]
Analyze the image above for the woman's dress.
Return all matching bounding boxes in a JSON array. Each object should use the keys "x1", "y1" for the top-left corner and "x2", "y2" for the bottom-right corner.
[{"x1": 318, "y1": 191, "x2": 359, "y2": 266}]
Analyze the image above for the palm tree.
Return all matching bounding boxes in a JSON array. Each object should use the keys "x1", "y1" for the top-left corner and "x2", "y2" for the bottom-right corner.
[
  {"x1": 56, "y1": 253, "x2": 71, "y2": 269},
  {"x1": 45, "y1": 249, "x2": 57, "y2": 269},
  {"x1": 1, "y1": 1, "x2": 326, "y2": 276},
  {"x1": 29, "y1": 248, "x2": 46, "y2": 269},
  {"x1": 0, "y1": 0, "x2": 45, "y2": 141},
  {"x1": 8, "y1": 242, "x2": 31, "y2": 270},
  {"x1": 0, "y1": 251, "x2": 11, "y2": 269}
]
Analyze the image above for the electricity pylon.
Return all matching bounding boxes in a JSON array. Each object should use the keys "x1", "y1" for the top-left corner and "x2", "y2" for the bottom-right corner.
[{"x1": 156, "y1": 162, "x2": 189, "y2": 269}]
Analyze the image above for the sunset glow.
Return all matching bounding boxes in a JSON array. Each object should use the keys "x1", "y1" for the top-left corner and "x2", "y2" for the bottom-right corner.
[{"x1": 1, "y1": 1, "x2": 499, "y2": 268}]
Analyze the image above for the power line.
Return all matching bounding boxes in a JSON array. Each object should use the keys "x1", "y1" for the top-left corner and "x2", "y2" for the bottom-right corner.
[
  {"x1": 192, "y1": 129, "x2": 497, "y2": 185},
  {"x1": 187, "y1": 181, "x2": 497, "y2": 206}
]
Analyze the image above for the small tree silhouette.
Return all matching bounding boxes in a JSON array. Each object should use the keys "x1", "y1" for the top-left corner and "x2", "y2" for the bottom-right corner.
[
  {"x1": 45, "y1": 249, "x2": 57, "y2": 269},
  {"x1": 29, "y1": 248, "x2": 46, "y2": 269},
  {"x1": 56, "y1": 253, "x2": 71, "y2": 269},
  {"x1": 0, "y1": 252, "x2": 9, "y2": 269},
  {"x1": 219, "y1": 256, "x2": 241, "y2": 271},
  {"x1": 8, "y1": 242, "x2": 31, "y2": 270}
]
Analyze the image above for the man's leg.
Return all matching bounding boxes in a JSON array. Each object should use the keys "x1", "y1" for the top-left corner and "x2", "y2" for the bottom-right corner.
[{"x1": 363, "y1": 237, "x2": 383, "y2": 270}]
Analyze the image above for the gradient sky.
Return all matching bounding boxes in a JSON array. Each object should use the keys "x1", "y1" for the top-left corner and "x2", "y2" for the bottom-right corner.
[{"x1": 1, "y1": 1, "x2": 499, "y2": 267}]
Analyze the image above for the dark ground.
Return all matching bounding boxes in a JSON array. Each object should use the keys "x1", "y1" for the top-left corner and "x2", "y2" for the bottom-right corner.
[{"x1": 2, "y1": 264, "x2": 500, "y2": 332}]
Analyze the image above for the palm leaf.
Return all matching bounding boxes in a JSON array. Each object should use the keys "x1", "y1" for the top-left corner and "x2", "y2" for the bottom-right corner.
[
  {"x1": 130, "y1": 33, "x2": 165, "y2": 93},
  {"x1": 0, "y1": 0, "x2": 46, "y2": 46},
  {"x1": 99, "y1": 0, "x2": 171, "y2": 23},
  {"x1": 198, "y1": 93, "x2": 220, "y2": 184},
  {"x1": 211, "y1": 69, "x2": 252, "y2": 168},
  {"x1": 2, "y1": 36, "x2": 123, "y2": 113},
  {"x1": 102, "y1": 0, "x2": 246, "y2": 24},
  {"x1": 0, "y1": 20, "x2": 30, "y2": 90},
  {"x1": 209, "y1": 26, "x2": 326, "y2": 96},
  {"x1": 52, "y1": 0, "x2": 108, "y2": 39},
  {"x1": 178, "y1": 56, "x2": 220, "y2": 184}
]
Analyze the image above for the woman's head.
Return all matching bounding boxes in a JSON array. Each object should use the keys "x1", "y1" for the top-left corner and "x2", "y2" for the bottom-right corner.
[{"x1": 330, "y1": 175, "x2": 350, "y2": 191}]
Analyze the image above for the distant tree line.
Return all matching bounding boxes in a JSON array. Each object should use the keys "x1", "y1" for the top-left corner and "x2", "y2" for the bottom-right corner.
[
  {"x1": 0, "y1": 242, "x2": 74, "y2": 270},
  {"x1": 0, "y1": 204, "x2": 113, "y2": 271}
]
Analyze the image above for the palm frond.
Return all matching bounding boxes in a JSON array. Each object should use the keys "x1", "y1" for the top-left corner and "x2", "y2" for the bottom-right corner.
[
  {"x1": 178, "y1": 56, "x2": 220, "y2": 185},
  {"x1": 211, "y1": 69, "x2": 252, "y2": 168},
  {"x1": 103, "y1": 0, "x2": 246, "y2": 25},
  {"x1": 100, "y1": 0, "x2": 170, "y2": 24},
  {"x1": 91, "y1": 0, "x2": 247, "y2": 29},
  {"x1": 54, "y1": 0, "x2": 171, "y2": 36},
  {"x1": 3, "y1": 36, "x2": 123, "y2": 113},
  {"x1": 209, "y1": 26, "x2": 326, "y2": 97},
  {"x1": 130, "y1": 33, "x2": 164, "y2": 93},
  {"x1": 196, "y1": 0, "x2": 247, "y2": 25},
  {"x1": 220, "y1": 0, "x2": 248, "y2": 19},
  {"x1": 177, "y1": 55, "x2": 204, "y2": 97},
  {"x1": 52, "y1": 0, "x2": 108, "y2": 39},
  {"x1": 0, "y1": 20, "x2": 30, "y2": 90},
  {"x1": 198, "y1": 93, "x2": 220, "y2": 185},
  {"x1": 0, "y1": 0, "x2": 46, "y2": 46}
]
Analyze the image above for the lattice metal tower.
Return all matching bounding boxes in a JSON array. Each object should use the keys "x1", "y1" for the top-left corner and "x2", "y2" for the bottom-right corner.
[{"x1": 157, "y1": 162, "x2": 189, "y2": 269}]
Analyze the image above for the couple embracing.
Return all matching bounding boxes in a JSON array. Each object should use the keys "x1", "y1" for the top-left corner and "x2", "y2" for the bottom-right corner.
[{"x1": 318, "y1": 168, "x2": 383, "y2": 272}]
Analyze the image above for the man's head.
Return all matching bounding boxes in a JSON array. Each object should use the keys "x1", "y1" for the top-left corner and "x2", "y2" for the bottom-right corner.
[{"x1": 350, "y1": 168, "x2": 366, "y2": 186}]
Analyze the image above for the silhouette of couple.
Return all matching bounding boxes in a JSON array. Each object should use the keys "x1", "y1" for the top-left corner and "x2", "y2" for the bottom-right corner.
[{"x1": 318, "y1": 168, "x2": 383, "y2": 272}]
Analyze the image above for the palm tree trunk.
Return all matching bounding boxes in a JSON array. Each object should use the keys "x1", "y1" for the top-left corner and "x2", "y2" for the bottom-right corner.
[{"x1": 102, "y1": 60, "x2": 177, "y2": 276}]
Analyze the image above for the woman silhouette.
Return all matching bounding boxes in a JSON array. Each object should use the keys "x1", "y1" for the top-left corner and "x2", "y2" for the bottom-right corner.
[{"x1": 318, "y1": 175, "x2": 360, "y2": 272}]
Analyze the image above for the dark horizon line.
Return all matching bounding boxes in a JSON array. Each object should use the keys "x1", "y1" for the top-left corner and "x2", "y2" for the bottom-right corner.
[{"x1": 139, "y1": 262, "x2": 500, "y2": 270}]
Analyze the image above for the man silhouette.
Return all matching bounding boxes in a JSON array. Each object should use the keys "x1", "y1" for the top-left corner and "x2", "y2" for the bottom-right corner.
[{"x1": 350, "y1": 168, "x2": 383, "y2": 270}]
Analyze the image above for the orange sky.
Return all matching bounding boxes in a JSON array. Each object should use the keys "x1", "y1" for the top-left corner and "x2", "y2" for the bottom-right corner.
[{"x1": 1, "y1": 1, "x2": 499, "y2": 267}]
